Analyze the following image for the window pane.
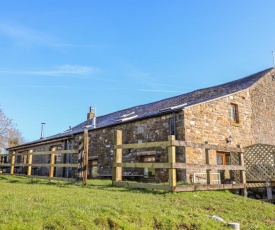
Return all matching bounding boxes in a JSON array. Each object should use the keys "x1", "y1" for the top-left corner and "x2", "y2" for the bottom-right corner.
[
  {"x1": 231, "y1": 106, "x2": 236, "y2": 121},
  {"x1": 92, "y1": 166, "x2": 98, "y2": 177},
  {"x1": 225, "y1": 155, "x2": 230, "y2": 165},
  {"x1": 217, "y1": 155, "x2": 223, "y2": 165}
]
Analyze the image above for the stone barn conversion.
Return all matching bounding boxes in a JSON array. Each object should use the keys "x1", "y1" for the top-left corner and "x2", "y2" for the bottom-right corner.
[{"x1": 4, "y1": 68, "x2": 275, "y2": 186}]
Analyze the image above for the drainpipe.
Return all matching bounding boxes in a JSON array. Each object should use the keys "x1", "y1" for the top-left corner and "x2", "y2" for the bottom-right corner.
[
  {"x1": 40, "y1": 123, "x2": 46, "y2": 139},
  {"x1": 92, "y1": 116, "x2": 96, "y2": 129}
]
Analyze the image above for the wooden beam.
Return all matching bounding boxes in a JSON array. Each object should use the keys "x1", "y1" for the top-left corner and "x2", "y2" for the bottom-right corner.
[
  {"x1": 115, "y1": 141, "x2": 243, "y2": 152},
  {"x1": 10, "y1": 151, "x2": 15, "y2": 175},
  {"x1": 25, "y1": 150, "x2": 78, "y2": 155},
  {"x1": 114, "y1": 141, "x2": 170, "y2": 150},
  {"x1": 4, "y1": 150, "x2": 78, "y2": 157},
  {"x1": 205, "y1": 147, "x2": 212, "y2": 185},
  {"x1": 114, "y1": 162, "x2": 172, "y2": 169},
  {"x1": 27, "y1": 150, "x2": 33, "y2": 176},
  {"x1": 174, "y1": 163, "x2": 246, "y2": 170},
  {"x1": 113, "y1": 130, "x2": 123, "y2": 182},
  {"x1": 168, "y1": 135, "x2": 176, "y2": 189},
  {"x1": 49, "y1": 147, "x2": 56, "y2": 180},
  {"x1": 113, "y1": 181, "x2": 171, "y2": 191},
  {"x1": 82, "y1": 129, "x2": 89, "y2": 186},
  {"x1": 174, "y1": 183, "x2": 246, "y2": 192},
  {"x1": 16, "y1": 163, "x2": 79, "y2": 168},
  {"x1": 239, "y1": 149, "x2": 247, "y2": 197},
  {"x1": 113, "y1": 162, "x2": 246, "y2": 170},
  {"x1": 0, "y1": 163, "x2": 12, "y2": 166}
]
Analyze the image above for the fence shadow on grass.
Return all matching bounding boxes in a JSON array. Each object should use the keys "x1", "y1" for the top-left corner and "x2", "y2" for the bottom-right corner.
[
  {"x1": 1, "y1": 175, "x2": 168, "y2": 195},
  {"x1": 0, "y1": 175, "x2": 9, "y2": 180},
  {"x1": 0, "y1": 175, "x2": 73, "y2": 187},
  {"x1": 85, "y1": 180, "x2": 168, "y2": 195}
]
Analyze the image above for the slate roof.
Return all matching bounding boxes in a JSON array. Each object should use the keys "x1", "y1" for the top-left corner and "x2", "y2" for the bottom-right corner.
[{"x1": 9, "y1": 67, "x2": 273, "y2": 149}]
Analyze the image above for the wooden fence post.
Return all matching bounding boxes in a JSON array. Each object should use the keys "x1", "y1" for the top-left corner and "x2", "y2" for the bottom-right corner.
[
  {"x1": 27, "y1": 150, "x2": 33, "y2": 176},
  {"x1": 205, "y1": 146, "x2": 212, "y2": 185},
  {"x1": 10, "y1": 151, "x2": 15, "y2": 175},
  {"x1": 82, "y1": 129, "x2": 89, "y2": 186},
  {"x1": 168, "y1": 135, "x2": 176, "y2": 191},
  {"x1": 113, "y1": 130, "x2": 122, "y2": 182},
  {"x1": 49, "y1": 147, "x2": 56, "y2": 180},
  {"x1": 238, "y1": 148, "x2": 247, "y2": 197}
]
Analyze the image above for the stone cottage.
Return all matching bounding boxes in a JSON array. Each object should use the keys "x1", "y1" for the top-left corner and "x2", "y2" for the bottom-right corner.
[{"x1": 6, "y1": 68, "x2": 275, "y2": 183}]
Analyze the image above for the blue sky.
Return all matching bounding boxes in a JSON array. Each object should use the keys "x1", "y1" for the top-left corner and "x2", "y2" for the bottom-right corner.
[{"x1": 0, "y1": 1, "x2": 274, "y2": 142}]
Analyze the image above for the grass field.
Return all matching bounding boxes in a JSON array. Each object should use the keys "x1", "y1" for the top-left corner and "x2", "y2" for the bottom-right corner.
[{"x1": 0, "y1": 175, "x2": 274, "y2": 230}]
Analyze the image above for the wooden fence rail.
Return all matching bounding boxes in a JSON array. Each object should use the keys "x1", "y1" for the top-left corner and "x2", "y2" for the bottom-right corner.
[
  {"x1": 0, "y1": 130, "x2": 89, "y2": 185},
  {"x1": 112, "y1": 130, "x2": 247, "y2": 195}
]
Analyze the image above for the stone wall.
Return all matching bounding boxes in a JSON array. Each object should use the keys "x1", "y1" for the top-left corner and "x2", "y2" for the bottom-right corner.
[
  {"x1": 88, "y1": 112, "x2": 185, "y2": 181},
  {"x1": 10, "y1": 139, "x2": 78, "y2": 177},
  {"x1": 8, "y1": 112, "x2": 185, "y2": 182},
  {"x1": 183, "y1": 89, "x2": 255, "y2": 182},
  {"x1": 249, "y1": 69, "x2": 275, "y2": 145}
]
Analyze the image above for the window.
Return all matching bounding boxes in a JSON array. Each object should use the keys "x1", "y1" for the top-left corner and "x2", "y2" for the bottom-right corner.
[
  {"x1": 141, "y1": 155, "x2": 155, "y2": 178},
  {"x1": 88, "y1": 160, "x2": 98, "y2": 178},
  {"x1": 16, "y1": 155, "x2": 22, "y2": 163},
  {"x1": 217, "y1": 152, "x2": 231, "y2": 181},
  {"x1": 168, "y1": 117, "x2": 176, "y2": 135},
  {"x1": 217, "y1": 152, "x2": 230, "y2": 165},
  {"x1": 230, "y1": 103, "x2": 239, "y2": 123},
  {"x1": 0, "y1": 156, "x2": 7, "y2": 163}
]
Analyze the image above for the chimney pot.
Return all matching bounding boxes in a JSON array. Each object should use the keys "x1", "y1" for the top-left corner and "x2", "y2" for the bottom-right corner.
[{"x1": 87, "y1": 106, "x2": 95, "y2": 120}]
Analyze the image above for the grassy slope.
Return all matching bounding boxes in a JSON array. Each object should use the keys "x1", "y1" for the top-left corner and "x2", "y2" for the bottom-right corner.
[{"x1": 0, "y1": 175, "x2": 274, "y2": 230}]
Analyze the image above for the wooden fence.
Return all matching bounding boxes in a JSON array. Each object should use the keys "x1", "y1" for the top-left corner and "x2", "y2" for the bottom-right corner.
[
  {"x1": 112, "y1": 130, "x2": 247, "y2": 195},
  {"x1": 0, "y1": 130, "x2": 89, "y2": 185}
]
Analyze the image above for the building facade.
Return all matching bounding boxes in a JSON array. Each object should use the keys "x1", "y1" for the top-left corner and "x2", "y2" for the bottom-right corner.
[{"x1": 6, "y1": 68, "x2": 275, "y2": 183}]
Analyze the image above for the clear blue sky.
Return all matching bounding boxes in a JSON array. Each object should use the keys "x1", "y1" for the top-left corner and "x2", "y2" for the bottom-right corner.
[{"x1": 0, "y1": 1, "x2": 274, "y2": 142}]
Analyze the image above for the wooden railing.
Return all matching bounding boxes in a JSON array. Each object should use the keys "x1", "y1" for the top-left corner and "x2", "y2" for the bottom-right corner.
[
  {"x1": 0, "y1": 130, "x2": 89, "y2": 185},
  {"x1": 112, "y1": 130, "x2": 247, "y2": 195},
  {"x1": 0, "y1": 149, "x2": 78, "y2": 182}
]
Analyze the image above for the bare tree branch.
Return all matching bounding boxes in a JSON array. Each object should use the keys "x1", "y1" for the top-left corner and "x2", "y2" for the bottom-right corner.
[{"x1": 0, "y1": 107, "x2": 24, "y2": 151}]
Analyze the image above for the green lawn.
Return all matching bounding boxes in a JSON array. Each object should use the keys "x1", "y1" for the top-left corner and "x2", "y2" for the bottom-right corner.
[{"x1": 0, "y1": 175, "x2": 274, "y2": 230}]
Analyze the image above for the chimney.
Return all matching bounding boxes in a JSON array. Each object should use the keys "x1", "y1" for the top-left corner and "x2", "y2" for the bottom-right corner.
[{"x1": 87, "y1": 107, "x2": 95, "y2": 120}]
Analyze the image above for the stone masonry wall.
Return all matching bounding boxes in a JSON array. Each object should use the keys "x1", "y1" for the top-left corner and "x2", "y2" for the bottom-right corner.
[
  {"x1": 88, "y1": 112, "x2": 185, "y2": 182},
  {"x1": 10, "y1": 139, "x2": 77, "y2": 177},
  {"x1": 9, "y1": 112, "x2": 185, "y2": 182},
  {"x1": 249, "y1": 69, "x2": 275, "y2": 145},
  {"x1": 183, "y1": 89, "x2": 255, "y2": 182}
]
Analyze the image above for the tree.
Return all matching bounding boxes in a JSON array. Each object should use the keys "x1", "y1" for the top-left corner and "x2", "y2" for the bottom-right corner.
[{"x1": 0, "y1": 107, "x2": 24, "y2": 151}]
